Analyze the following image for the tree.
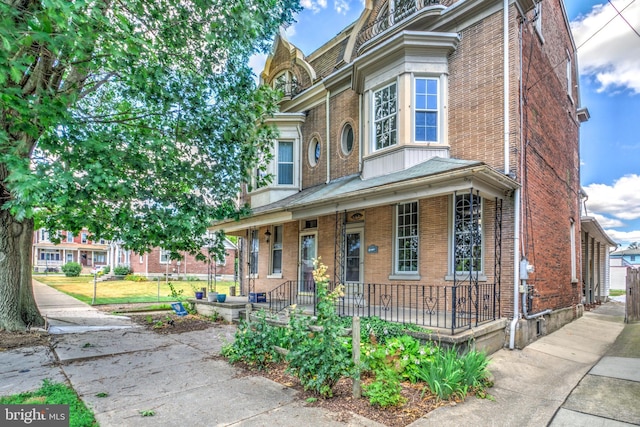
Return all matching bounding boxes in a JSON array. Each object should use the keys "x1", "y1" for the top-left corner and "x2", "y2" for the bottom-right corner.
[
  {"x1": 629, "y1": 242, "x2": 639, "y2": 250},
  {"x1": 0, "y1": 0, "x2": 300, "y2": 331}
]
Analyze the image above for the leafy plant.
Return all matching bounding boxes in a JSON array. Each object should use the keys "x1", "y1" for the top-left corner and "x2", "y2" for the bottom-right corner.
[
  {"x1": 113, "y1": 265, "x2": 133, "y2": 276},
  {"x1": 140, "y1": 410, "x2": 155, "y2": 417},
  {"x1": 222, "y1": 310, "x2": 284, "y2": 369},
  {"x1": 363, "y1": 367, "x2": 406, "y2": 407},
  {"x1": 124, "y1": 274, "x2": 146, "y2": 282},
  {"x1": 168, "y1": 282, "x2": 185, "y2": 301},
  {"x1": 61, "y1": 262, "x2": 82, "y2": 277},
  {"x1": 416, "y1": 347, "x2": 466, "y2": 400},
  {"x1": 95, "y1": 392, "x2": 109, "y2": 398},
  {"x1": 285, "y1": 259, "x2": 353, "y2": 397},
  {"x1": 102, "y1": 265, "x2": 111, "y2": 274}
]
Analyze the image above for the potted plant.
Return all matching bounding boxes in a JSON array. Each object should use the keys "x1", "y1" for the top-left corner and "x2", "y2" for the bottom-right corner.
[{"x1": 192, "y1": 284, "x2": 204, "y2": 300}]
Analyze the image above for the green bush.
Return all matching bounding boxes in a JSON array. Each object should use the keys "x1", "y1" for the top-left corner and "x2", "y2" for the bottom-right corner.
[
  {"x1": 363, "y1": 367, "x2": 405, "y2": 407},
  {"x1": 285, "y1": 260, "x2": 353, "y2": 397},
  {"x1": 102, "y1": 265, "x2": 110, "y2": 274},
  {"x1": 113, "y1": 265, "x2": 132, "y2": 275},
  {"x1": 124, "y1": 274, "x2": 146, "y2": 282},
  {"x1": 61, "y1": 262, "x2": 82, "y2": 277},
  {"x1": 221, "y1": 310, "x2": 286, "y2": 369}
]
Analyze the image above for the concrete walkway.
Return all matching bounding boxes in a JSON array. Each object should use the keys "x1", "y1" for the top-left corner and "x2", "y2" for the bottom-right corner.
[{"x1": 1, "y1": 282, "x2": 638, "y2": 426}]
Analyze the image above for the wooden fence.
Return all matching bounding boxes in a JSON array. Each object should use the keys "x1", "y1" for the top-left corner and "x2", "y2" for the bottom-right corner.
[{"x1": 627, "y1": 267, "x2": 640, "y2": 323}]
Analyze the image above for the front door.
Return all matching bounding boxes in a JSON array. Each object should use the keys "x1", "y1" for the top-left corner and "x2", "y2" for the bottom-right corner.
[{"x1": 299, "y1": 233, "x2": 317, "y2": 293}]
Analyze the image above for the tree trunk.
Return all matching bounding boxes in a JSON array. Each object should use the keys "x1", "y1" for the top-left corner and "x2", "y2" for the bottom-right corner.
[
  {"x1": 0, "y1": 209, "x2": 43, "y2": 331},
  {"x1": 20, "y1": 217, "x2": 44, "y2": 328}
]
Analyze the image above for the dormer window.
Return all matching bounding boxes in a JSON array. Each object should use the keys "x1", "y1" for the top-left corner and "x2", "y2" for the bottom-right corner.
[{"x1": 273, "y1": 71, "x2": 299, "y2": 98}]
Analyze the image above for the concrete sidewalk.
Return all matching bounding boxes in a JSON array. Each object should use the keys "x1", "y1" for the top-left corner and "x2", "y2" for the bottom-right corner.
[{"x1": 2, "y1": 281, "x2": 638, "y2": 426}]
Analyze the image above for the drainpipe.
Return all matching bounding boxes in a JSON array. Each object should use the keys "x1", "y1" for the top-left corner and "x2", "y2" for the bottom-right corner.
[
  {"x1": 503, "y1": 0, "x2": 510, "y2": 176},
  {"x1": 326, "y1": 91, "x2": 331, "y2": 184},
  {"x1": 509, "y1": 188, "x2": 520, "y2": 349}
]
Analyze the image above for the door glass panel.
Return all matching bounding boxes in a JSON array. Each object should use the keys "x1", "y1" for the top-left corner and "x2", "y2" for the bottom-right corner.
[
  {"x1": 300, "y1": 234, "x2": 316, "y2": 292},
  {"x1": 345, "y1": 232, "x2": 361, "y2": 282}
]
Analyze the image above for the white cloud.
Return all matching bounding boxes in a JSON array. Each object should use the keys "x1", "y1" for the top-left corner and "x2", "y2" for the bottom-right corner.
[
  {"x1": 248, "y1": 53, "x2": 268, "y2": 82},
  {"x1": 588, "y1": 212, "x2": 626, "y2": 228},
  {"x1": 335, "y1": 0, "x2": 350, "y2": 14},
  {"x1": 603, "y1": 229, "x2": 640, "y2": 247},
  {"x1": 301, "y1": 0, "x2": 328, "y2": 13},
  {"x1": 570, "y1": 0, "x2": 640, "y2": 94},
  {"x1": 583, "y1": 175, "x2": 640, "y2": 221}
]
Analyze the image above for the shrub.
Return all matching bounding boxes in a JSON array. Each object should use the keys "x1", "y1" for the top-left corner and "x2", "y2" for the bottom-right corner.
[
  {"x1": 61, "y1": 262, "x2": 82, "y2": 277},
  {"x1": 363, "y1": 367, "x2": 405, "y2": 407},
  {"x1": 221, "y1": 310, "x2": 285, "y2": 369},
  {"x1": 113, "y1": 265, "x2": 132, "y2": 275},
  {"x1": 124, "y1": 274, "x2": 146, "y2": 282},
  {"x1": 102, "y1": 265, "x2": 110, "y2": 274},
  {"x1": 285, "y1": 260, "x2": 353, "y2": 397},
  {"x1": 416, "y1": 347, "x2": 468, "y2": 400}
]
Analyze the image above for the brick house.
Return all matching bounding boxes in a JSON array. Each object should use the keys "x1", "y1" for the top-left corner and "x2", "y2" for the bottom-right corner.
[
  {"x1": 128, "y1": 240, "x2": 237, "y2": 281},
  {"x1": 212, "y1": 0, "x2": 587, "y2": 348},
  {"x1": 33, "y1": 228, "x2": 109, "y2": 273}
]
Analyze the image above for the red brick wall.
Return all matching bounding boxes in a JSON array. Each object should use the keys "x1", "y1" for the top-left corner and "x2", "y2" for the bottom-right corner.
[{"x1": 130, "y1": 247, "x2": 236, "y2": 279}]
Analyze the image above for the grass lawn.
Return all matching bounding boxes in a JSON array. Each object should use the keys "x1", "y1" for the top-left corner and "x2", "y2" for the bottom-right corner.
[
  {"x1": 34, "y1": 274, "x2": 237, "y2": 305},
  {"x1": 609, "y1": 289, "x2": 626, "y2": 297},
  {"x1": 0, "y1": 380, "x2": 97, "y2": 427}
]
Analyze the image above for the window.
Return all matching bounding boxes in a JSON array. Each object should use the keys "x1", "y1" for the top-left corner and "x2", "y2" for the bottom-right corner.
[
  {"x1": 374, "y1": 82, "x2": 397, "y2": 150},
  {"x1": 81, "y1": 233, "x2": 88, "y2": 244},
  {"x1": 271, "y1": 225, "x2": 283, "y2": 274},
  {"x1": 66, "y1": 253, "x2": 74, "y2": 263},
  {"x1": 534, "y1": 2, "x2": 543, "y2": 40},
  {"x1": 415, "y1": 78, "x2": 439, "y2": 142},
  {"x1": 40, "y1": 229, "x2": 49, "y2": 242},
  {"x1": 308, "y1": 138, "x2": 321, "y2": 167},
  {"x1": 66, "y1": 232, "x2": 74, "y2": 243},
  {"x1": 250, "y1": 230, "x2": 259, "y2": 275},
  {"x1": 341, "y1": 124, "x2": 354, "y2": 155},
  {"x1": 273, "y1": 70, "x2": 299, "y2": 97},
  {"x1": 40, "y1": 250, "x2": 60, "y2": 261},
  {"x1": 396, "y1": 202, "x2": 419, "y2": 273},
  {"x1": 453, "y1": 194, "x2": 482, "y2": 273},
  {"x1": 277, "y1": 141, "x2": 294, "y2": 185},
  {"x1": 160, "y1": 249, "x2": 170, "y2": 264},
  {"x1": 94, "y1": 252, "x2": 106, "y2": 264}
]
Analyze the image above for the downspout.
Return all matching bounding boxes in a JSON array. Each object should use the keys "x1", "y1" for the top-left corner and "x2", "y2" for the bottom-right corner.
[
  {"x1": 326, "y1": 91, "x2": 331, "y2": 184},
  {"x1": 358, "y1": 93, "x2": 363, "y2": 172},
  {"x1": 509, "y1": 188, "x2": 520, "y2": 349},
  {"x1": 505, "y1": 0, "x2": 519, "y2": 350}
]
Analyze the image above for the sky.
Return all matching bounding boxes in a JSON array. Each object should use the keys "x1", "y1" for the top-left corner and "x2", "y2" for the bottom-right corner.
[{"x1": 250, "y1": 0, "x2": 640, "y2": 249}]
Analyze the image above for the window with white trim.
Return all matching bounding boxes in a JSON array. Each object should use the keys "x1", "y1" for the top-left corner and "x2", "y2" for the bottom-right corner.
[
  {"x1": 566, "y1": 51, "x2": 573, "y2": 100},
  {"x1": 66, "y1": 232, "x2": 74, "y2": 243},
  {"x1": 250, "y1": 230, "x2": 259, "y2": 275},
  {"x1": 396, "y1": 202, "x2": 419, "y2": 273},
  {"x1": 81, "y1": 233, "x2": 88, "y2": 244},
  {"x1": 39, "y1": 250, "x2": 60, "y2": 261},
  {"x1": 277, "y1": 141, "x2": 294, "y2": 185},
  {"x1": 40, "y1": 229, "x2": 49, "y2": 242},
  {"x1": 374, "y1": 82, "x2": 397, "y2": 150},
  {"x1": 160, "y1": 249, "x2": 170, "y2": 264},
  {"x1": 570, "y1": 219, "x2": 577, "y2": 281},
  {"x1": 534, "y1": 2, "x2": 543, "y2": 40},
  {"x1": 415, "y1": 77, "x2": 439, "y2": 142},
  {"x1": 453, "y1": 194, "x2": 483, "y2": 273},
  {"x1": 271, "y1": 225, "x2": 283, "y2": 274}
]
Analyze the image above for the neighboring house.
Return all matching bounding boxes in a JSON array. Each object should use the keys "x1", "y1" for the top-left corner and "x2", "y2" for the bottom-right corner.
[
  {"x1": 610, "y1": 249, "x2": 640, "y2": 291},
  {"x1": 580, "y1": 215, "x2": 616, "y2": 301},
  {"x1": 128, "y1": 240, "x2": 237, "y2": 281},
  {"x1": 212, "y1": 0, "x2": 587, "y2": 348},
  {"x1": 33, "y1": 228, "x2": 109, "y2": 272}
]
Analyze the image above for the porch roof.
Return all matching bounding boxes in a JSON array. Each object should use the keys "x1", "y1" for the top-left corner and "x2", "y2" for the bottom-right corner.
[
  {"x1": 581, "y1": 216, "x2": 617, "y2": 247},
  {"x1": 34, "y1": 243, "x2": 109, "y2": 251},
  {"x1": 213, "y1": 157, "x2": 519, "y2": 233}
]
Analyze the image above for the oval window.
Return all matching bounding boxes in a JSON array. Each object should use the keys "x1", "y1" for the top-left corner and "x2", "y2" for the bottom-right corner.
[
  {"x1": 308, "y1": 138, "x2": 321, "y2": 167},
  {"x1": 341, "y1": 124, "x2": 354, "y2": 155}
]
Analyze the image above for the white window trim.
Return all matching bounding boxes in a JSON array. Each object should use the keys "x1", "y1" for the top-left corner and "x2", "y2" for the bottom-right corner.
[
  {"x1": 268, "y1": 224, "x2": 284, "y2": 279},
  {"x1": 570, "y1": 219, "x2": 578, "y2": 283},
  {"x1": 372, "y1": 80, "x2": 398, "y2": 152},
  {"x1": 566, "y1": 50, "x2": 574, "y2": 104},
  {"x1": 390, "y1": 201, "x2": 421, "y2": 279},
  {"x1": 159, "y1": 249, "x2": 170, "y2": 264},
  {"x1": 276, "y1": 140, "x2": 295, "y2": 186},
  {"x1": 249, "y1": 230, "x2": 259, "y2": 277},
  {"x1": 81, "y1": 233, "x2": 88, "y2": 244},
  {"x1": 534, "y1": 2, "x2": 544, "y2": 43},
  {"x1": 413, "y1": 76, "x2": 440, "y2": 143},
  {"x1": 66, "y1": 232, "x2": 74, "y2": 243}
]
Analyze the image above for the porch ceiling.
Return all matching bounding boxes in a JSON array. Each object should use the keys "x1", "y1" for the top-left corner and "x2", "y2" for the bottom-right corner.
[
  {"x1": 581, "y1": 216, "x2": 617, "y2": 247},
  {"x1": 212, "y1": 157, "x2": 518, "y2": 232}
]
